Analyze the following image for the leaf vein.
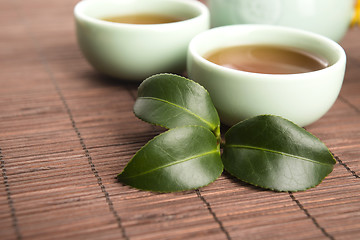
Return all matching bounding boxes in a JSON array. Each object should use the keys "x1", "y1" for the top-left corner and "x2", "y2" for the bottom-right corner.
[
  {"x1": 120, "y1": 150, "x2": 219, "y2": 180},
  {"x1": 226, "y1": 145, "x2": 333, "y2": 166},
  {"x1": 138, "y1": 96, "x2": 215, "y2": 130}
]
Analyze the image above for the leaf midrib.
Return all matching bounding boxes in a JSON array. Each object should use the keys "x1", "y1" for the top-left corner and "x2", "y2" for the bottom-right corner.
[
  {"x1": 226, "y1": 145, "x2": 333, "y2": 166},
  {"x1": 119, "y1": 150, "x2": 220, "y2": 179},
  {"x1": 139, "y1": 96, "x2": 216, "y2": 130}
]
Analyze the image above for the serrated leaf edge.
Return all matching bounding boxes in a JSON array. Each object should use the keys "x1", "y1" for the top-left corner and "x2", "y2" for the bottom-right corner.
[
  {"x1": 141, "y1": 73, "x2": 212, "y2": 97},
  {"x1": 123, "y1": 167, "x2": 223, "y2": 193},
  {"x1": 225, "y1": 165, "x2": 334, "y2": 192}
]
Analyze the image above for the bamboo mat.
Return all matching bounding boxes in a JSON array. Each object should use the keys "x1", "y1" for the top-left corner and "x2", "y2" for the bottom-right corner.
[{"x1": 1, "y1": 0, "x2": 360, "y2": 239}]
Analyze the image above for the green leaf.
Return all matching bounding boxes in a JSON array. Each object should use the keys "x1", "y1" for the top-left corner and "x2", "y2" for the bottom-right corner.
[
  {"x1": 133, "y1": 74, "x2": 220, "y2": 135},
  {"x1": 118, "y1": 125, "x2": 223, "y2": 192},
  {"x1": 222, "y1": 115, "x2": 335, "y2": 192}
]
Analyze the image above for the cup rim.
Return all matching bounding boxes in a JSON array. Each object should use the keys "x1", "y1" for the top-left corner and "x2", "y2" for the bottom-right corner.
[
  {"x1": 188, "y1": 24, "x2": 346, "y2": 78},
  {"x1": 74, "y1": 0, "x2": 209, "y2": 29}
]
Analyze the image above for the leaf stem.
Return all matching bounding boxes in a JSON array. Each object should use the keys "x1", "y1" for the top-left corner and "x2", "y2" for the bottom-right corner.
[
  {"x1": 220, "y1": 139, "x2": 226, "y2": 149},
  {"x1": 214, "y1": 125, "x2": 221, "y2": 139},
  {"x1": 213, "y1": 125, "x2": 222, "y2": 150}
]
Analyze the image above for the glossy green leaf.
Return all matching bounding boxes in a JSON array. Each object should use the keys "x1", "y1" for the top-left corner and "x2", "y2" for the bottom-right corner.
[
  {"x1": 133, "y1": 74, "x2": 220, "y2": 135},
  {"x1": 222, "y1": 115, "x2": 335, "y2": 192},
  {"x1": 118, "y1": 126, "x2": 223, "y2": 192}
]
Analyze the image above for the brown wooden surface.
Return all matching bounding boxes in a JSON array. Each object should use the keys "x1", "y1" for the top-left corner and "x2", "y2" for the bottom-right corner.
[{"x1": 1, "y1": 0, "x2": 360, "y2": 239}]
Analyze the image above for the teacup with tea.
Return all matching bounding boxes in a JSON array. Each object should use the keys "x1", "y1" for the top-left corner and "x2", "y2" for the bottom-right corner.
[
  {"x1": 74, "y1": 0, "x2": 209, "y2": 81},
  {"x1": 187, "y1": 24, "x2": 346, "y2": 127}
]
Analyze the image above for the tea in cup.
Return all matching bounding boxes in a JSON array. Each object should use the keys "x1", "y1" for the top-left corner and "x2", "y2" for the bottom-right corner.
[
  {"x1": 207, "y1": 0, "x2": 355, "y2": 42},
  {"x1": 187, "y1": 24, "x2": 346, "y2": 127},
  {"x1": 74, "y1": 0, "x2": 209, "y2": 81},
  {"x1": 204, "y1": 44, "x2": 329, "y2": 74}
]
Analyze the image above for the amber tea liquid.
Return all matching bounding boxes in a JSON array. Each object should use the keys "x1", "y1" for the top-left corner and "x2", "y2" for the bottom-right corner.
[
  {"x1": 204, "y1": 45, "x2": 329, "y2": 74},
  {"x1": 102, "y1": 13, "x2": 184, "y2": 24}
]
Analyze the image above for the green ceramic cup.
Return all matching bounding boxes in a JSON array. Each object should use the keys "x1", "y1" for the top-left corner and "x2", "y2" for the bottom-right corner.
[
  {"x1": 187, "y1": 24, "x2": 346, "y2": 127},
  {"x1": 74, "y1": 0, "x2": 209, "y2": 81},
  {"x1": 207, "y1": 0, "x2": 355, "y2": 42}
]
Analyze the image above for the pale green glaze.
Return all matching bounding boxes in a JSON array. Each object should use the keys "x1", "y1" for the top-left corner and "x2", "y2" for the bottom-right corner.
[
  {"x1": 74, "y1": 0, "x2": 209, "y2": 81},
  {"x1": 208, "y1": 0, "x2": 354, "y2": 42},
  {"x1": 187, "y1": 25, "x2": 346, "y2": 127}
]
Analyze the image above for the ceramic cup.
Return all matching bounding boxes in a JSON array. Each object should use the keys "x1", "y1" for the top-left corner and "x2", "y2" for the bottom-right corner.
[
  {"x1": 207, "y1": 0, "x2": 355, "y2": 42},
  {"x1": 187, "y1": 24, "x2": 346, "y2": 127},
  {"x1": 74, "y1": 0, "x2": 209, "y2": 81}
]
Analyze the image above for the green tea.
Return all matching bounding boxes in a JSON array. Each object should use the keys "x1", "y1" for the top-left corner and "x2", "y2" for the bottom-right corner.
[
  {"x1": 102, "y1": 13, "x2": 184, "y2": 24},
  {"x1": 204, "y1": 44, "x2": 329, "y2": 74}
]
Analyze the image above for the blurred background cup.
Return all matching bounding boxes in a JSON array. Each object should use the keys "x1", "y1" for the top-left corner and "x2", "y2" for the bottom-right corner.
[
  {"x1": 207, "y1": 0, "x2": 355, "y2": 42},
  {"x1": 187, "y1": 25, "x2": 346, "y2": 127},
  {"x1": 74, "y1": 0, "x2": 209, "y2": 81}
]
